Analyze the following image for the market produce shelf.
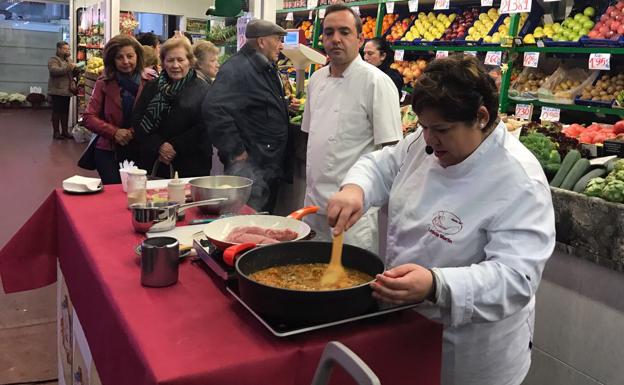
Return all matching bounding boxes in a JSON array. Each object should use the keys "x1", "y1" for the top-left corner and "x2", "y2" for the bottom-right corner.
[
  {"x1": 514, "y1": 46, "x2": 624, "y2": 54},
  {"x1": 278, "y1": 0, "x2": 382, "y2": 14},
  {"x1": 508, "y1": 100, "x2": 624, "y2": 117},
  {"x1": 391, "y1": 45, "x2": 506, "y2": 52}
]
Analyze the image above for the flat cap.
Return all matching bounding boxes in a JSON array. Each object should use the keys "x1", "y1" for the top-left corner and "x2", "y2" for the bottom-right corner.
[{"x1": 245, "y1": 19, "x2": 287, "y2": 38}]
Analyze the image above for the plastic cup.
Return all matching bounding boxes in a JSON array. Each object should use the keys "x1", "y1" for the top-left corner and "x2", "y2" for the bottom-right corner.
[{"x1": 120, "y1": 169, "x2": 130, "y2": 192}]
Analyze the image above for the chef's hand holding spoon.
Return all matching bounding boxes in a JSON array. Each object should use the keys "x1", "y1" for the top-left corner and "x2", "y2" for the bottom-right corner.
[{"x1": 327, "y1": 184, "x2": 365, "y2": 236}]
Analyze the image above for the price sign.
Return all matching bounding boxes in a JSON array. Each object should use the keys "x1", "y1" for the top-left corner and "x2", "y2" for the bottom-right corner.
[
  {"x1": 286, "y1": 12, "x2": 294, "y2": 21},
  {"x1": 434, "y1": 0, "x2": 450, "y2": 10},
  {"x1": 589, "y1": 53, "x2": 611, "y2": 70},
  {"x1": 309, "y1": 10, "x2": 313, "y2": 19},
  {"x1": 386, "y1": 1, "x2": 395, "y2": 14},
  {"x1": 481, "y1": 0, "x2": 494, "y2": 6},
  {"x1": 523, "y1": 52, "x2": 539, "y2": 68},
  {"x1": 515, "y1": 103, "x2": 533, "y2": 120},
  {"x1": 465, "y1": 51, "x2": 477, "y2": 56},
  {"x1": 408, "y1": 0, "x2": 419, "y2": 13},
  {"x1": 540, "y1": 106, "x2": 561, "y2": 122},
  {"x1": 484, "y1": 50, "x2": 502, "y2": 66},
  {"x1": 319, "y1": 8, "x2": 326, "y2": 19},
  {"x1": 307, "y1": 0, "x2": 318, "y2": 9},
  {"x1": 499, "y1": 0, "x2": 532, "y2": 14},
  {"x1": 394, "y1": 49, "x2": 405, "y2": 61},
  {"x1": 352, "y1": 6, "x2": 360, "y2": 15},
  {"x1": 30, "y1": 86, "x2": 42, "y2": 94},
  {"x1": 436, "y1": 50, "x2": 449, "y2": 59}
]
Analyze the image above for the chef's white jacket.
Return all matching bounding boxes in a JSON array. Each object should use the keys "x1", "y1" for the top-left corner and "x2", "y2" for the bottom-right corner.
[
  {"x1": 301, "y1": 56, "x2": 402, "y2": 251},
  {"x1": 342, "y1": 122, "x2": 556, "y2": 385}
]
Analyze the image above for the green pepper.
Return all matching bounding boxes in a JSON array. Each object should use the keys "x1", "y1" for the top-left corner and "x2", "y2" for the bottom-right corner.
[
  {"x1": 584, "y1": 177, "x2": 606, "y2": 198},
  {"x1": 601, "y1": 179, "x2": 624, "y2": 203}
]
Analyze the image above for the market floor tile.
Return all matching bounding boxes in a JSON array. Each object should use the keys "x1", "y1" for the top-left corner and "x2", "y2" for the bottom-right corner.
[{"x1": 0, "y1": 108, "x2": 91, "y2": 384}]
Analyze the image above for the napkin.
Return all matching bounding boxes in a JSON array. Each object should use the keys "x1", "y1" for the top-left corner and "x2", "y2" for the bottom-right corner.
[{"x1": 62, "y1": 175, "x2": 102, "y2": 192}]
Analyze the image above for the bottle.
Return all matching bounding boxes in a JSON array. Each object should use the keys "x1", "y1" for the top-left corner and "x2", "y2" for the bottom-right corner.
[
  {"x1": 167, "y1": 172, "x2": 186, "y2": 205},
  {"x1": 127, "y1": 169, "x2": 147, "y2": 207}
]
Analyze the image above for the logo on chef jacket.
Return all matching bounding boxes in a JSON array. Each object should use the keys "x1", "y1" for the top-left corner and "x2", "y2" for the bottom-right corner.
[{"x1": 428, "y1": 211, "x2": 463, "y2": 243}]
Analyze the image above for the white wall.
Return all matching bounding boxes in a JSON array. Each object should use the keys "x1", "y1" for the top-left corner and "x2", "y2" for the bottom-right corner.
[{"x1": 119, "y1": 0, "x2": 215, "y2": 18}]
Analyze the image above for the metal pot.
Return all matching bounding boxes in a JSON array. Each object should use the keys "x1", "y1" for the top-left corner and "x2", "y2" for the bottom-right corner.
[
  {"x1": 188, "y1": 176, "x2": 253, "y2": 215},
  {"x1": 235, "y1": 241, "x2": 385, "y2": 325},
  {"x1": 130, "y1": 199, "x2": 226, "y2": 233}
]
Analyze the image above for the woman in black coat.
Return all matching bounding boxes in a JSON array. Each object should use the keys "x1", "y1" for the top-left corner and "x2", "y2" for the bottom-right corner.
[
  {"x1": 132, "y1": 37, "x2": 211, "y2": 178},
  {"x1": 362, "y1": 37, "x2": 404, "y2": 97}
]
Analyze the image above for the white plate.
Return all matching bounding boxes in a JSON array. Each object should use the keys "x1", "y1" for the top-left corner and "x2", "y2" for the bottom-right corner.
[{"x1": 62, "y1": 185, "x2": 103, "y2": 195}]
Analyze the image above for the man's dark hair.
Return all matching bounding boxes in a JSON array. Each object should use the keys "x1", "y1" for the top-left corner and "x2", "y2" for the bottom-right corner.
[
  {"x1": 183, "y1": 31, "x2": 194, "y2": 44},
  {"x1": 56, "y1": 41, "x2": 69, "y2": 49},
  {"x1": 136, "y1": 32, "x2": 161, "y2": 48},
  {"x1": 324, "y1": 3, "x2": 363, "y2": 34}
]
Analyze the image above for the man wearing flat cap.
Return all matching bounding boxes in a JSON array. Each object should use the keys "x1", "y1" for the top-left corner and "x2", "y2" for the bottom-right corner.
[{"x1": 202, "y1": 19, "x2": 290, "y2": 212}]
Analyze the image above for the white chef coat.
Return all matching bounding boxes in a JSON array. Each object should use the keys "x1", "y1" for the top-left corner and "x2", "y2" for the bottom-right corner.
[
  {"x1": 342, "y1": 121, "x2": 556, "y2": 385},
  {"x1": 301, "y1": 56, "x2": 402, "y2": 251}
]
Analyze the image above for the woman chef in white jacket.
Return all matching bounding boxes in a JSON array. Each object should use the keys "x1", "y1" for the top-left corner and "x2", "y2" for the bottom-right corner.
[{"x1": 327, "y1": 56, "x2": 556, "y2": 385}]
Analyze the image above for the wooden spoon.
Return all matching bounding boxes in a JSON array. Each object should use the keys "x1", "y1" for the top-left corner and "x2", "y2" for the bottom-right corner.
[{"x1": 320, "y1": 232, "x2": 346, "y2": 288}]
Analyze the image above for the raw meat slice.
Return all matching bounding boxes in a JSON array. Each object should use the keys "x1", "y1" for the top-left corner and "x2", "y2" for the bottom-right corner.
[{"x1": 224, "y1": 226, "x2": 299, "y2": 244}]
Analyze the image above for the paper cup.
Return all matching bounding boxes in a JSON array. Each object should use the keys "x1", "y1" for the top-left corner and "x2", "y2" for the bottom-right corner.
[{"x1": 120, "y1": 169, "x2": 130, "y2": 192}]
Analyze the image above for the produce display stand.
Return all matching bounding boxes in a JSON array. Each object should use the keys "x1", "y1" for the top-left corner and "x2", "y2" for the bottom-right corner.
[{"x1": 277, "y1": 0, "x2": 624, "y2": 270}]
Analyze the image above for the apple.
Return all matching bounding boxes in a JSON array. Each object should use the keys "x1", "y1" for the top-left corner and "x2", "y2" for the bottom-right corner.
[
  {"x1": 605, "y1": 19, "x2": 614, "y2": 29},
  {"x1": 600, "y1": 25, "x2": 610, "y2": 35},
  {"x1": 584, "y1": 6, "x2": 596, "y2": 17},
  {"x1": 601, "y1": 14, "x2": 610, "y2": 23},
  {"x1": 618, "y1": 24, "x2": 624, "y2": 34},
  {"x1": 606, "y1": 29, "x2": 616, "y2": 38},
  {"x1": 617, "y1": 2, "x2": 624, "y2": 11},
  {"x1": 612, "y1": 20, "x2": 622, "y2": 31},
  {"x1": 588, "y1": 30, "x2": 599, "y2": 38}
]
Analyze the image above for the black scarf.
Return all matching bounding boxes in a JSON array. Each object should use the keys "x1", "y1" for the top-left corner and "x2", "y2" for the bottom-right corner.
[
  {"x1": 139, "y1": 69, "x2": 195, "y2": 134},
  {"x1": 117, "y1": 72, "x2": 140, "y2": 128}
]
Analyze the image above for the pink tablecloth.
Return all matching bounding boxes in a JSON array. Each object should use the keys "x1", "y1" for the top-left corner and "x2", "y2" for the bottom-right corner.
[{"x1": 0, "y1": 186, "x2": 442, "y2": 385}]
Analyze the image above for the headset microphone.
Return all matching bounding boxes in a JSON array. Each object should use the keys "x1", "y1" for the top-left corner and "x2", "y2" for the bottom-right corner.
[{"x1": 425, "y1": 145, "x2": 433, "y2": 155}]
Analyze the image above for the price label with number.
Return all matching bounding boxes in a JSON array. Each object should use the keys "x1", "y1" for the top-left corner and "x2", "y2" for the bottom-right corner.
[
  {"x1": 352, "y1": 6, "x2": 360, "y2": 15},
  {"x1": 386, "y1": 2, "x2": 395, "y2": 14},
  {"x1": 589, "y1": 53, "x2": 611, "y2": 70},
  {"x1": 481, "y1": 0, "x2": 494, "y2": 6},
  {"x1": 394, "y1": 49, "x2": 405, "y2": 61},
  {"x1": 523, "y1": 52, "x2": 539, "y2": 68},
  {"x1": 484, "y1": 51, "x2": 502, "y2": 66},
  {"x1": 499, "y1": 0, "x2": 532, "y2": 14},
  {"x1": 515, "y1": 104, "x2": 533, "y2": 120},
  {"x1": 307, "y1": 0, "x2": 318, "y2": 9},
  {"x1": 286, "y1": 12, "x2": 294, "y2": 21},
  {"x1": 436, "y1": 50, "x2": 449, "y2": 59},
  {"x1": 540, "y1": 106, "x2": 560, "y2": 122},
  {"x1": 465, "y1": 51, "x2": 477, "y2": 56},
  {"x1": 319, "y1": 8, "x2": 326, "y2": 19},
  {"x1": 408, "y1": 0, "x2": 419, "y2": 13},
  {"x1": 434, "y1": 0, "x2": 450, "y2": 10}
]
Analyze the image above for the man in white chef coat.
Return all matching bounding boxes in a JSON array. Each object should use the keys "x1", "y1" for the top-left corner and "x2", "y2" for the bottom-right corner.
[{"x1": 301, "y1": 4, "x2": 403, "y2": 252}]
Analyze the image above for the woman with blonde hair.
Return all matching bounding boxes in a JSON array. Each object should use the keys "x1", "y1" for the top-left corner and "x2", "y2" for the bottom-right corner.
[
  {"x1": 132, "y1": 37, "x2": 211, "y2": 177},
  {"x1": 83, "y1": 34, "x2": 150, "y2": 183},
  {"x1": 193, "y1": 40, "x2": 220, "y2": 83},
  {"x1": 141, "y1": 44, "x2": 160, "y2": 78}
]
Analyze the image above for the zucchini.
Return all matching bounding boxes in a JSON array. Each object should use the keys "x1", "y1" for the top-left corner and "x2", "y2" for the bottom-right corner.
[
  {"x1": 550, "y1": 150, "x2": 581, "y2": 187},
  {"x1": 572, "y1": 168, "x2": 607, "y2": 193},
  {"x1": 606, "y1": 158, "x2": 620, "y2": 173},
  {"x1": 560, "y1": 158, "x2": 591, "y2": 190}
]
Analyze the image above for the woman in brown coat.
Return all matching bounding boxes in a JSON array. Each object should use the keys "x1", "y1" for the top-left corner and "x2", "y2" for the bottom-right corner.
[{"x1": 47, "y1": 41, "x2": 78, "y2": 140}]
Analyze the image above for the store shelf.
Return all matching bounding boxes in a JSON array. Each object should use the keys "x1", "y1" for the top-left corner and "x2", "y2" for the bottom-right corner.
[
  {"x1": 508, "y1": 100, "x2": 624, "y2": 117},
  {"x1": 392, "y1": 45, "x2": 507, "y2": 52},
  {"x1": 514, "y1": 45, "x2": 624, "y2": 54},
  {"x1": 278, "y1": 0, "x2": 382, "y2": 14}
]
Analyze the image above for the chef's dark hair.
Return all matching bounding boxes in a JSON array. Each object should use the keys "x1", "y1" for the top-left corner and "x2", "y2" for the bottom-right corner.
[
  {"x1": 324, "y1": 3, "x2": 363, "y2": 34},
  {"x1": 412, "y1": 55, "x2": 498, "y2": 130}
]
